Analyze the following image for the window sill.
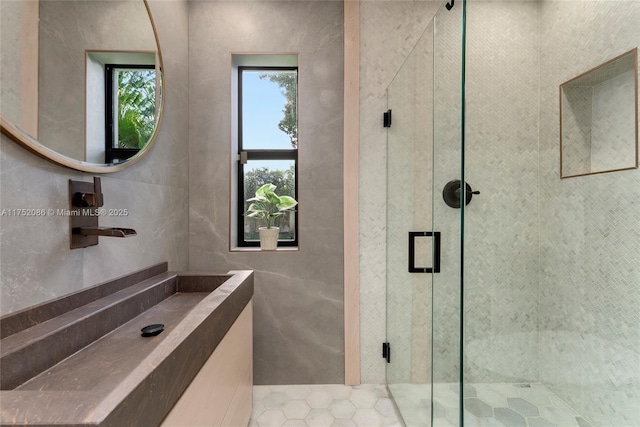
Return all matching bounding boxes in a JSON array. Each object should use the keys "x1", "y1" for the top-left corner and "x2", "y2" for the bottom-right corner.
[{"x1": 230, "y1": 246, "x2": 299, "y2": 253}]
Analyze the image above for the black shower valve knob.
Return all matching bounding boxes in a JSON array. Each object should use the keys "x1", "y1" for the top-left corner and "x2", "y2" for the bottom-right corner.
[{"x1": 442, "y1": 180, "x2": 479, "y2": 208}]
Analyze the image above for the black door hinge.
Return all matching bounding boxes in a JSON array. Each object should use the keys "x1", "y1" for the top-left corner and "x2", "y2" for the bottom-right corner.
[
  {"x1": 382, "y1": 342, "x2": 391, "y2": 363},
  {"x1": 383, "y1": 109, "x2": 392, "y2": 128}
]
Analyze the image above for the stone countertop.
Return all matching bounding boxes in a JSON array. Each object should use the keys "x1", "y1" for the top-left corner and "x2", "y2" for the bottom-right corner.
[{"x1": 0, "y1": 270, "x2": 254, "y2": 427}]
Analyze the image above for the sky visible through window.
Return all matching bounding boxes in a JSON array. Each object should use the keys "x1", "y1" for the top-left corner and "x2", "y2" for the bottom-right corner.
[{"x1": 243, "y1": 71, "x2": 295, "y2": 173}]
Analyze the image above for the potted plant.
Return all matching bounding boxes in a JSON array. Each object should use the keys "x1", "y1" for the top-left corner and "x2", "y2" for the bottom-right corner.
[{"x1": 246, "y1": 183, "x2": 298, "y2": 250}]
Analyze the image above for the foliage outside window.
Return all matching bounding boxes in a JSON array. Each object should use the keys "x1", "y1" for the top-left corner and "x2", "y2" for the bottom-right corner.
[
  {"x1": 105, "y1": 64, "x2": 156, "y2": 163},
  {"x1": 238, "y1": 67, "x2": 298, "y2": 247}
]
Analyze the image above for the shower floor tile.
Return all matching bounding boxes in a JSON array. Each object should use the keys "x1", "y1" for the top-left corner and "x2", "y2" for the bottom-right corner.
[
  {"x1": 388, "y1": 382, "x2": 594, "y2": 427},
  {"x1": 250, "y1": 384, "x2": 403, "y2": 426}
]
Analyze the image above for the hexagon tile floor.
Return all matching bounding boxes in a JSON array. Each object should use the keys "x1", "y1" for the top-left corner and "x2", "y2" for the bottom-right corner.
[
  {"x1": 389, "y1": 382, "x2": 594, "y2": 427},
  {"x1": 249, "y1": 384, "x2": 403, "y2": 427},
  {"x1": 250, "y1": 383, "x2": 596, "y2": 427}
]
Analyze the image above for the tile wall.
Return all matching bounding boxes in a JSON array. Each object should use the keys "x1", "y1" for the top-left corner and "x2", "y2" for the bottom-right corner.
[
  {"x1": 538, "y1": 1, "x2": 640, "y2": 424},
  {"x1": 0, "y1": 0, "x2": 190, "y2": 316},
  {"x1": 187, "y1": 1, "x2": 345, "y2": 385},
  {"x1": 461, "y1": 0, "x2": 541, "y2": 384}
]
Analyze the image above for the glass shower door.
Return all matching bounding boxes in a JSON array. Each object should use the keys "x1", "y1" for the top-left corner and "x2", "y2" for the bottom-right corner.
[
  {"x1": 385, "y1": 0, "x2": 465, "y2": 424},
  {"x1": 385, "y1": 18, "x2": 435, "y2": 427}
]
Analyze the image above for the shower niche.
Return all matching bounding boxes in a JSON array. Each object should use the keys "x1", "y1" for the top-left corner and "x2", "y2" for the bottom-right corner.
[{"x1": 560, "y1": 48, "x2": 638, "y2": 178}]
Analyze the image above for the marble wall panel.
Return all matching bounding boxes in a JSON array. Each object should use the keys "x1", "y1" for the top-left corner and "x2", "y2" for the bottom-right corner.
[
  {"x1": 187, "y1": 1, "x2": 345, "y2": 384},
  {"x1": 0, "y1": 0, "x2": 190, "y2": 316},
  {"x1": 538, "y1": 1, "x2": 640, "y2": 424},
  {"x1": 0, "y1": 1, "x2": 27, "y2": 130},
  {"x1": 461, "y1": 0, "x2": 541, "y2": 384}
]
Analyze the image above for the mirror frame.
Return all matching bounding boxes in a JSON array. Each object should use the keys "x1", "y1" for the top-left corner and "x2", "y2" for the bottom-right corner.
[
  {"x1": 0, "y1": 0, "x2": 165, "y2": 174},
  {"x1": 559, "y1": 48, "x2": 638, "y2": 179}
]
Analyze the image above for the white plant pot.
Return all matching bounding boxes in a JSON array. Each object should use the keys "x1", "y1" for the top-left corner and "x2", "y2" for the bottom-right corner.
[{"x1": 258, "y1": 227, "x2": 279, "y2": 250}]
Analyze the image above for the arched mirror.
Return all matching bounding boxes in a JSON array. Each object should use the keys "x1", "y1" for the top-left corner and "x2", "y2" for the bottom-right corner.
[{"x1": 0, "y1": 0, "x2": 164, "y2": 173}]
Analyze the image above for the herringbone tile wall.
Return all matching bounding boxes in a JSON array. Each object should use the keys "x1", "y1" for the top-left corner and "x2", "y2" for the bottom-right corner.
[
  {"x1": 362, "y1": 1, "x2": 639, "y2": 424},
  {"x1": 461, "y1": 0, "x2": 542, "y2": 384},
  {"x1": 539, "y1": 1, "x2": 640, "y2": 425}
]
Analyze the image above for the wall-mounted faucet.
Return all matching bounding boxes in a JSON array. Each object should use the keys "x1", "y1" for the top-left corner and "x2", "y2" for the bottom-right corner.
[
  {"x1": 71, "y1": 177, "x2": 103, "y2": 208},
  {"x1": 69, "y1": 177, "x2": 136, "y2": 249}
]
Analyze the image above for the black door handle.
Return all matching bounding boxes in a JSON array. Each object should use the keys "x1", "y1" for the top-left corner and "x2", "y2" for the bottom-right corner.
[{"x1": 408, "y1": 231, "x2": 441, "y2": 273}]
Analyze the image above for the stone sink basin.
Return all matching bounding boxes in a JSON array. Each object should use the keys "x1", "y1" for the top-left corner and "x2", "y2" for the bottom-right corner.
[{"x1": 0, "y1": 263, "x2": 253, "y2": 426}]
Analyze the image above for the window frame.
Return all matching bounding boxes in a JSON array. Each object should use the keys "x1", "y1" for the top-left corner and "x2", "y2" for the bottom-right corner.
[
  {"x1": 104, "y1": 63, "x2": 155, "y2": 163},
  {"x1": 237, "y1": 65, "x2": 299, "y2": 247}
]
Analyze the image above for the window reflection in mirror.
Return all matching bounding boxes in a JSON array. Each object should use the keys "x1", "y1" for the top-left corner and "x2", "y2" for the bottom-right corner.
[
  {"x1": 560, "y1": 48, "x2": 638, "y2": 178},
  {"x1": 106, "y1": 65, "x2": 156, "y2": 163},
  {"x1": 86, "y1": 52, "x2": 157, "y2": 164}
]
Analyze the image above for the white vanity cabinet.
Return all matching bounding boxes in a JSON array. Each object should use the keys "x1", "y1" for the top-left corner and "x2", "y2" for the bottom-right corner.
[{"x1": 161, "y1": 300, "x2": 253, "y2": 427}]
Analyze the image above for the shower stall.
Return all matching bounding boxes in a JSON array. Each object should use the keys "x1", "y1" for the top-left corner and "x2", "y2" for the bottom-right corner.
[{"x1": 384, "y1": 0, "x2": 640, "y2": 426}]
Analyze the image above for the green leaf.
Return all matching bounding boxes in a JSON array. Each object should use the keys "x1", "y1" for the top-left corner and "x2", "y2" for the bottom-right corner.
[
  {"x1": 246, "y1": 211, "x2": 263, "y2": 218},
  {"x1": 277, "y1": 196, "x2": 298, "y2": 210},
  {"x1": 255, "y1": 183, "x2": 276, "y2": 197},
  {"x1": 265, "y1": 192, "x2": 281, "y2": 205}
]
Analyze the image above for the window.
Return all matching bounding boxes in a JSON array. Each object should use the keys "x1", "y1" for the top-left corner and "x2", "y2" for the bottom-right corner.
[
  {"x1": 237, "y1": 66, "x2": 298, "y2": 247},
  {"x1": 105, "y1": 64, "x2": 156, "y2": 163}
]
